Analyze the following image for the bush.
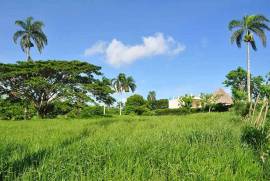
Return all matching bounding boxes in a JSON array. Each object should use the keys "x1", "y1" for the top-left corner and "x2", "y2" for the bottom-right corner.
[
  {"x1": 241, "y1": 125, "x2": 269, "y2": 151},
  {"x1": 212, "y1": 103, "x2": 231, "y2": 112},
  {"x1": 154, "y1": 99, "x2": 169, "y2": 109},
  {"x1": 106, "y1": 107, "x2": 119, "y2": 115},
  {"x1": 125, "y1": 94, "x2": 147, "y2": 115},
  {"x1": 0, "y1": 99, "x2": 35, "y2": 120},
  {"x1": 67, "y1": 106, "x2": 103, "y2": 118},
  {"x1": 155, "y1": 108, "x2": 200, "y2": 116},
  {"x1": 232, "y1": 102, "x2": 250, "y2": 117}
]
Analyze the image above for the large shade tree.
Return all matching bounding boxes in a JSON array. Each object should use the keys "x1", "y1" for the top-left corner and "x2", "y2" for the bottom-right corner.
[
  {"x1": 13, "y1": 17, "x2": 48, "y2": 61},
  {"x1": 229, "y1": 14, "x2": 270, "y2": 102},
  {"x1": 112, "y1": 73, "x2": 136, "y2": 115},
  {"x1": 0, "y1": 60, "x2": 115, "y2": 118}
]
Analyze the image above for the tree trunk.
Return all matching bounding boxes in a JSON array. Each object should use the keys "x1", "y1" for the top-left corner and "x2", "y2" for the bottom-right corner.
[
  {"x1": 247, "y1": 42, "x2": 251, "y2": 102},
  {"x1": 24, "y1": 107, "x2": 27, "y2": 120},
  {"x1": 26, "y1": 47, "x2": 31, "y2": 61},
  {"x1": 119, "y1": 92, "x2": 122, "y2": 116},
  {"x1": 103, "y1": 105, "x2": 106, "y2": 115}
]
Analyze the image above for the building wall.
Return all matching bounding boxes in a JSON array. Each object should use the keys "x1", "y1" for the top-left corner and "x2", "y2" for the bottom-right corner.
[{"x1": 169, "y1": 98, "x2": 180, "y2": 109}]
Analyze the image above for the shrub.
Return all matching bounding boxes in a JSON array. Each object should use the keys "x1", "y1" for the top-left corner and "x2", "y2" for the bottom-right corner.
[
  {"x1": 125, "y1": 94, "x2": 147, "y2": 115},
  {"x1": 241, "y1": 125, "x2": 269, "y2": 151},
  {"x1": 154, "y1": 108, "x2": 200, "y2": 116},
  {"x1": 0, "y1": 99, "x2": 35, "y2": 120},
  {"x1": 67, "y1": 106, "x2": 103, "y2": 118},
  {"x1": 212, "y1": 103, "x2": 231, "y2": 112},
  {"x1": 154, "y1": 99, "x2": 169, "y2": 109},
  {"x1": 232, "y1": 102, "x2": 250, "y2": 117}
]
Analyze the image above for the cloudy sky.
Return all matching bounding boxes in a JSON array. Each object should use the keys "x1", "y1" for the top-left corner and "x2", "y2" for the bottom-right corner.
[{"x1": 0, "y1": 0, "x2": 270, "y2": 99}]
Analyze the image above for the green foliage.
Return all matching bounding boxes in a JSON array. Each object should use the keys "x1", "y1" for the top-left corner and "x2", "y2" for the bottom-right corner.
[
  {"x1": 147, "y1": 91, "x2": 156, "y2": 102},
  {"x1": 154, "y1": 99, "x2": 169, "y2": 109},
  {"x1": 179, "y1": 94, "x2": 193, "y2": 108},
  {"x1": 0, "y1": 60, "x2": 114, "y2": 118},
  {"x1": 13, "y1": 17, "x2": 48, "y2": 61},
  {"x1": 80, "y1": 106, "x2": 104, "y2": 118},
  {"x1": 224, "y1": 67, "x2": 266, "y2": 101},
  {"x1": 232, "y1": 102, "x2": 250, "y2": 117},
  {"x1": 241, "y1": 125, "x2": 269, "y2": 152},
  {"x1": 155, "y1": 107, "x2": 200, "y2": 115},
  {"x1": 0, "y1": 113, "x2": 265, "y2": 180},
  {"x1": 67, "y1": 106, "x2": 104, "y2": 118},
  {"x1": 0, "y1": 98, "x2": 35, "y2": 120},
  {"x1": 229, "y1": 14, "x2": 270, "y2": 50},
  {"x1": 125, "y1": 94, "x2": 149, "y2": 115},
  {"x1": 112, "y1": 73, "x2": 136, "y2": 115}
]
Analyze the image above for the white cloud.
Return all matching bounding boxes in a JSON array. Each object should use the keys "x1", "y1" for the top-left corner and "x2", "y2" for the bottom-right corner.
[
  {"x1": 84, "y1": 41, "x2": 107, "y2": 56},
  {"x1": 84, "y1": 33, "x2": 185, "y2": 67}
]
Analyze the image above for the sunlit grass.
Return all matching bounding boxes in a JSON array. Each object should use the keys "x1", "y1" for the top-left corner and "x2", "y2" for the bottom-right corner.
[{"x1": 0, "y1": 113, "x2": 265, "y2": 180}]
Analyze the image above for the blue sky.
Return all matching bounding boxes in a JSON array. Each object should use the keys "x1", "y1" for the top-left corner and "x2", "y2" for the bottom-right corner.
[{"x1": 0, "y1": 0, "x2": 270, "y2": 99}]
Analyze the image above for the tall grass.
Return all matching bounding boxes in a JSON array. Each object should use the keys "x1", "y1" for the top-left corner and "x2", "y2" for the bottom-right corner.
[{"x1": 0, "y1": 113, "x2": 266, "y2": 180}]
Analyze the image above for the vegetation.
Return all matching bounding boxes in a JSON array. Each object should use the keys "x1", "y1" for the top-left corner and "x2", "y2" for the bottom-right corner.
[
  {"x1": 229, "y1": 14, "x2": 270, "y2": 102},
  {"x1": 112, "y1": 73, "x2": 136, "y2": 115},
  {"x1": 1, "y1": 113, "x2": 269, "y2": 180},
  {"x1": 0, "y1": 60, "x2": 114, "y2": 119},
  {"x1": 224, "y1": 67, "x2": 266, "y2": 102},
  {"x1": 13, "y1": 17, "x2": 48, "y2": 61},
  {"x1": 179, "y1": 94, "x2": 193, "y2": 109}
]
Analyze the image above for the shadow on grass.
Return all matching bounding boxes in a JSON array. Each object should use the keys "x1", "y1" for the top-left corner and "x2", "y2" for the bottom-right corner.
[{"x1": 0, "y1": 127, "x2": 95, "y2": 180}]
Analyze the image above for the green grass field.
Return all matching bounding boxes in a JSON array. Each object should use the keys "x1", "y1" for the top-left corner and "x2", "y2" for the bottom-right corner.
[{"x1": 0, "y1": 113, "x2": 266, "y2": 180}]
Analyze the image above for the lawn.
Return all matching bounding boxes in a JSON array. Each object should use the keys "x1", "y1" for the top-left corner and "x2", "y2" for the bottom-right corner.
[{"x1": 0, "y1": 113, "x2": 265, "y2": 180}]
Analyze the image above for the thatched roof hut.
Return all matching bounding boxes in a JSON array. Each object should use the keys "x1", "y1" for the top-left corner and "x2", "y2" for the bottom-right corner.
[{"x1": 213, "y1": 88, "x2": 233, "y2": 105}]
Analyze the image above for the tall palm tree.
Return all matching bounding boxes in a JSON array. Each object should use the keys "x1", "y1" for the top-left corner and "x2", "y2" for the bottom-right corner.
[
  {"x1": 229, "y1": 14, "x2": 270, "y2": 102},
  {"x1": 13, "y1": 17, "x2": 48, "y2": 61},
  {"x1": 112, "y1": 73, "x2": 136, "y2": 115}
]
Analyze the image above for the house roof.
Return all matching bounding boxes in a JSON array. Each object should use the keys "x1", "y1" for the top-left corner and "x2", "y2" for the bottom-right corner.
[{"x1": 213, "y1": 88, "x2": 233, "y2": 105}]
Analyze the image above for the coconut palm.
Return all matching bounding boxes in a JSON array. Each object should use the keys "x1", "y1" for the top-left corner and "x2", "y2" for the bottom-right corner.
[
  {"x1": 229, "y1": 14, "x2": 270, "y2": 102},
  {"x1": 112, "y1": 73, "x2": 136, "y2": 115},
  {"x1": 13, "y1": 17, "x2": 47, "y2": 61}
]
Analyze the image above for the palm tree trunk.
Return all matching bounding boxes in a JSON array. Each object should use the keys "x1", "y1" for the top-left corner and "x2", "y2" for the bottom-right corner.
[
  {"x1": 247, "y1": 42, "x2": 251, "y2": 102},
  {"x1": 26, "y1": 47, "x2": 31, "y2": 61},
  {"x1": 119, "y1": 92, "x2": 122, "y2": 116}
]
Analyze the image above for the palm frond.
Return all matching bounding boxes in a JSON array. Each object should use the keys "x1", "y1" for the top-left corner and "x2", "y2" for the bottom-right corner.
[
  {"x1": 250, "y1": 40, "x2": 257, "y2": 51},
  {"x1": 228, "y1": 20, "x2": 242, "y2": 30},
  {"x1": 231, "y1": 29, "x2": 244, "y2": 48},
  {"x1": 250, "y1": 27, "x2": 267, "y2": 47},
  {"x1": 13, "y1": 30, "x2": 25, "y2": 43},
  {"x1": 15, "y1": 20, "x2": 27, "y2": 30},
  {"x1": 252, "y1": 15, "x2": 270, "y2": 23}
]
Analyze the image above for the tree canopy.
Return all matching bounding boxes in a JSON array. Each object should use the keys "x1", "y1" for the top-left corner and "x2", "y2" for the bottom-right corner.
[{"x1": 0, "y1": 60, "x2": 115, "y2": 118}]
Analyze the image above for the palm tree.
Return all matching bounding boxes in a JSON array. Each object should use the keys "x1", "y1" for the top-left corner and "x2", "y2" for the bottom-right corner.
[
  {"x1": 112, "y1": 73, "x2": 136, "y2": 115},
  {"x1": 147, "y1": 91, "x2": 156, "y2": 102},
  {"x1": 13, "y1": 17, "x2": 48, "y2": 61},
  {"x1": 229, "y1": 14, "x2": 270, "y2": 102}
]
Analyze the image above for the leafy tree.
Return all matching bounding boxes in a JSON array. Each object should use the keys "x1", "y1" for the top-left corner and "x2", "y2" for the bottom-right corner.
[
  {"x1": 0, "y1": 60, "x2": 114, "y2": 118},
  {"x1": 200, "y1": 93, "x2": 219, "y2": 112},
  {"x1": 224, "y1": 67, "x2": 264, "y2": 101},
  {"x1": 147, "y1": 91, "x2": 157, "y2": 110},
  {"x1": 112, "y1": 73, "x2": 136, "y2": 115},
  {"x1": 179, "y1": 95, "x2": 193, "y2": 109},
  {"x1": 229, "y1": 14, "x2": 270, "y2": 102},
  {"x1": 125, "y1": 94, "x2": 147, "y2": 115},
  {"x1": 147, "y1": 91, "x2": 156, "y2": 102},
  {"x1": 13, "y1": 17, "x2": 47, "y2": 61},
  {"x1": 154, "y1": 99, "x2": 169, "y2": 109}
]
